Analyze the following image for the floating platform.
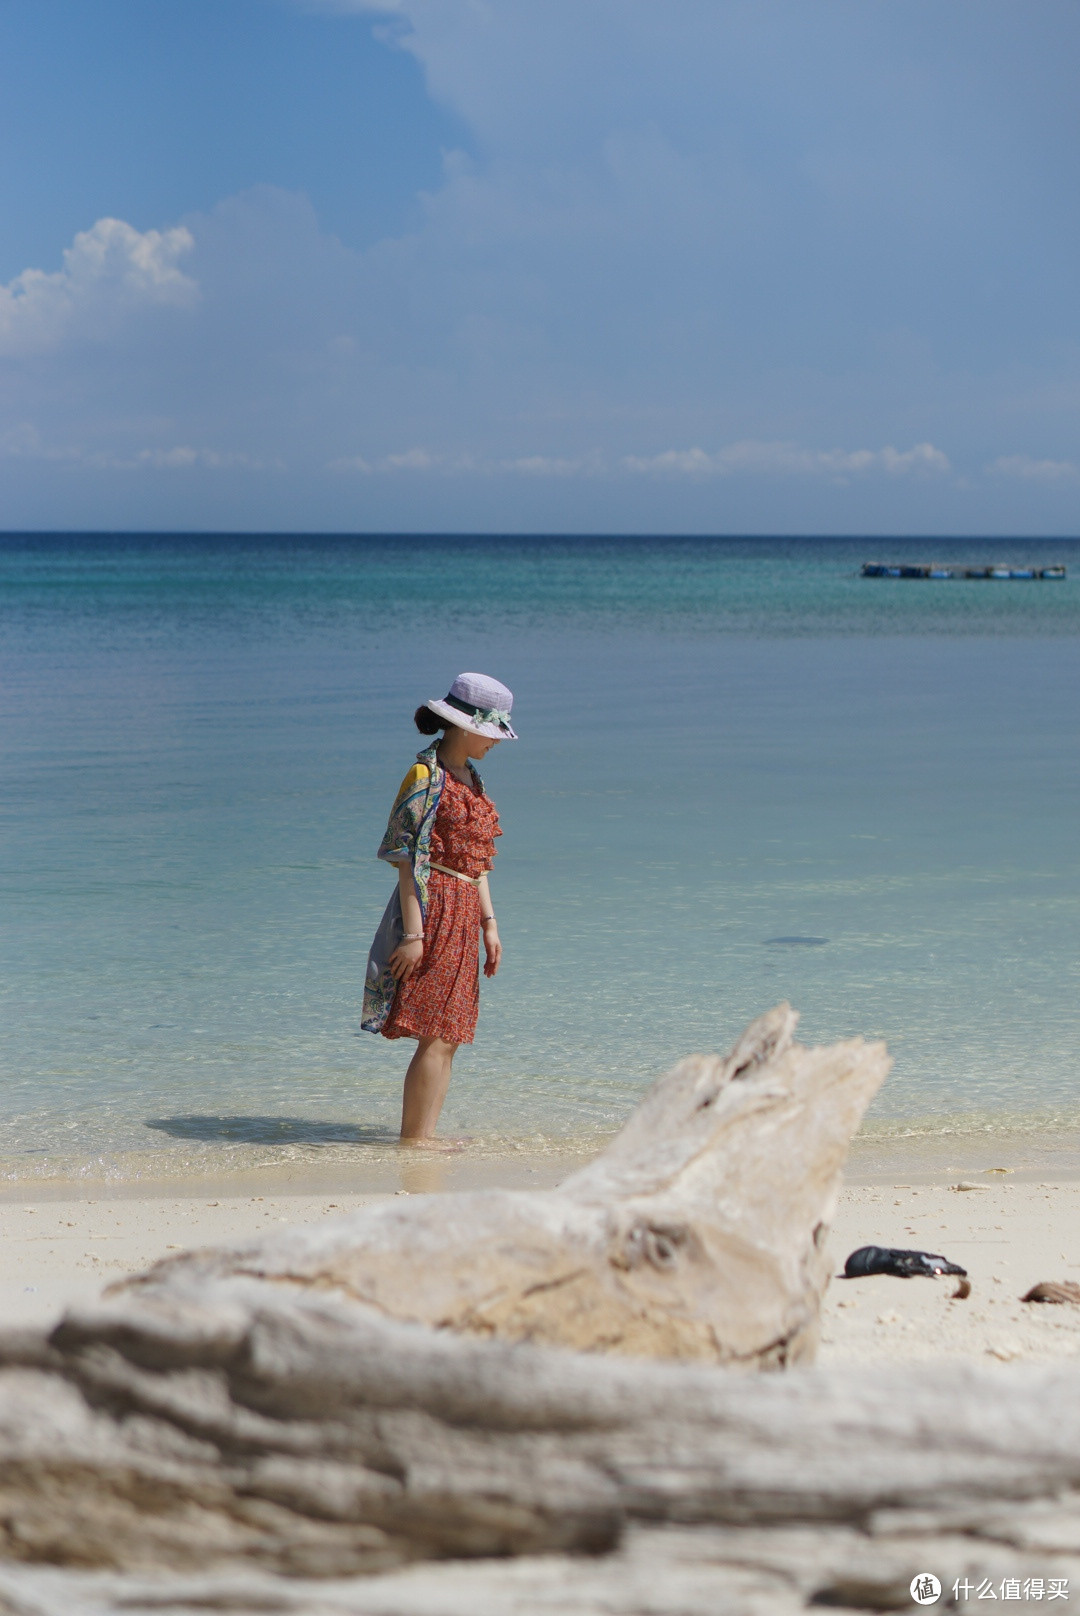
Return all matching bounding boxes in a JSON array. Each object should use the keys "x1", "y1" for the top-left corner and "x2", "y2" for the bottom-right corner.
[{"x1": 861, "y1": 562, "x2": 1066, "y2": 581}]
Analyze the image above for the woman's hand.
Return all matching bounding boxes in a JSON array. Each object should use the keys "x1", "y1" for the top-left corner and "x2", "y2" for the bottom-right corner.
[
  {"x1": 482, "y1": 919, "x2": 502, "y2": 978},
  {"x1": 391, "y1": 859, "x2": 424, "y2": 983},
  {"x1": 389, "y1": 938, "x2": 424, "y2": 982}
]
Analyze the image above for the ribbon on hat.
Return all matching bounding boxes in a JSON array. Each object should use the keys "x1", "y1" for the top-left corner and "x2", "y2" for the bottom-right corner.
[{"x1": 443, "y1": 693, "x2": 512, "y2": 728}]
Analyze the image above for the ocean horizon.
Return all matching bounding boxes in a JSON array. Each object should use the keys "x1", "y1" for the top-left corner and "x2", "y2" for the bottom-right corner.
[{"x1": 2, "y1": 531, "x2": 1078, "y2": 1186}]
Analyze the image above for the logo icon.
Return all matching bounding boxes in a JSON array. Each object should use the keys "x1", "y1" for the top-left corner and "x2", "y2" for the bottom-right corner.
[{"x1": 910, "y1": 1573, "x2": 942, "y2": 1605}]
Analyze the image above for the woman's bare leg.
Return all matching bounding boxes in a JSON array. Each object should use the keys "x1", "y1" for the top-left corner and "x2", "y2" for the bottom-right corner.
[{"x1": 400, "y1": 1036, "x2": 459, "y2": 1142}]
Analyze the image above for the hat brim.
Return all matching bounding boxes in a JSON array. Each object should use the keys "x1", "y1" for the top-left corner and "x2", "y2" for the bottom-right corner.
[{"x1": 425, "y1": 699, "x2": 518, "y2": 741}]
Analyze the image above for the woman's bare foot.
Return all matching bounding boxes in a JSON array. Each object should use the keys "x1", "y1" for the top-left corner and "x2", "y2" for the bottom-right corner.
[{"x1": 398, "y1": 1135, "x2": 470, "y2": 1152}]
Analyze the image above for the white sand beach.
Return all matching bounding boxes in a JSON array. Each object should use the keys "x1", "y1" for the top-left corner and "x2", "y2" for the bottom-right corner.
[
  {"x1": 3, "y1": 1146, "x2": 1079, "y2": 1363},
  {"x1": 0, "y1": 1145, "x2": 593, "y2": 1330},
  {"x1": 821, "y1": 1176, "x2": 1080, "y2": 1364}
]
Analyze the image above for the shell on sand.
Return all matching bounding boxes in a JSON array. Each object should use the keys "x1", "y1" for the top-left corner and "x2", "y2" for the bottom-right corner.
[{"x1": 1022, "y1": 1279, "x2": 1080, "y2": 1304}]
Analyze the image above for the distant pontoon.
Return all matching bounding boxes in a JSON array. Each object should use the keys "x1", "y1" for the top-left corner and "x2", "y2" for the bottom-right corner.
[{"x1": 861, "y1": 562, "x2": 1066, "y2": 581}]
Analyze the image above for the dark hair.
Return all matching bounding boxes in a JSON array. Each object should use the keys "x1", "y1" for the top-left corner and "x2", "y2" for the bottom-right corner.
[{"x1": 414, "y1": 705, "x2": 445, "y2": 736}]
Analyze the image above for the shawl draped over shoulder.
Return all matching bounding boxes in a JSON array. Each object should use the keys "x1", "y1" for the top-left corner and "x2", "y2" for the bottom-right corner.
[{"x1": 360, "y1": 741, "x2": 485, "y2": 1034}]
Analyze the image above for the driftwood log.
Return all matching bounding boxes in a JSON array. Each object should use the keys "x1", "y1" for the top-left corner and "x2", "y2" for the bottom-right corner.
[
  {"x1": 3, "y1": 1300, "x2": 1080, "y2": 1612},
  {"x1": 110, "y1": 1003, "x2": 889, "y2": 1368},
  {"x1": 1, "y1": 1008, "x2": 1079, "y2": 1614}
]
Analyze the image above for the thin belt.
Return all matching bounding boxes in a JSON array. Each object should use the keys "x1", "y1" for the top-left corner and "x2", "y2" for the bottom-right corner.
[{"x1": 429, "y1": 861, "x2": 482, "y2": 887}]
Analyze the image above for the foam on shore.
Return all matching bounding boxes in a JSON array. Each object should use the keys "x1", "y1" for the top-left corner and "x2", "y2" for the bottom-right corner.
[{"x1": 3, "y1": 1112, "x2": 1079, "y2": 1205}]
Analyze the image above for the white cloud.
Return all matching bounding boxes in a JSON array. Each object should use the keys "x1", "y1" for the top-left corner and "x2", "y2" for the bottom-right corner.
[
  {"x1": 382, "y1": 447, "x2": 481, "y2": 473},
  {"x1": 329, "y1": 447, "x2": 481, "y2": 474},
  {"x1": 624, "y1": 448, "x2": 715, "y2": 476},
  {"x1": 624, "y1": 440, "x2": 951, "y2": 480},
  {"x1": 501, "y1": 451, "x2": 605, "y2": 477},
  {"x1": 383, "y1": 447, "x2": 442, "y2": 471},
  {"x1": 328, "y1": 453, "x2": 375, "y2": 473},
  {"x1": 988, "y1": 454, "x2": 1078, "y2": 482},
  {"x1": 0, "y1": 218, "x2": 196, "y2": 356},
  {"x1": 138, "y1": 446, "x2": 199, "y2": 469},
  {"x1": 324, "y1": 440, "x2": 953, "y2": 485},
  {"x1": 4, "y1": 6, "x2": 1080, "y2": 531},
  {"x1": 133, "y1": 447, "x2": 269, "y2": 471},
  {"x1": 1, "y1": 429, "x2": 270, "y2": 472},
  {"x1": 0, "y1": 423, "x2": 78, "y2": 461}
]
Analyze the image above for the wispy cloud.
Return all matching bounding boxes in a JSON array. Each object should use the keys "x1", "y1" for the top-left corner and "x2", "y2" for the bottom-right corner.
[
  {"x1": 500, "y1": 451, "x2": 605, "y2": 478},
  {"x1": 988, "y1": 454, "x2": 1078, "y2": 483},
  {"x1": 623, "y1": 448, "x2": 714, "y2": 476},
  {"x1": 382, "y1": 447, "x2": 477, "y2": 472},
  {"x1": 1, "y1": 428, "x2": 273, "y2": 471},
  {"x1": 329, "y1": 448, "x2": 606, "y2": 478},
  {"x1": 4, "y1": 3, "x2": 1080, "y2": 533},
  {"x1": 326, "y1": 440, "x2": 952, "y2": 483},
  {"x1": 331, "y1": 448, "x2": 605, "y2": 477},
  {"x1": 329, "y1": 447, "x2": 480, "y2": 474},
  {"x1": 328, "y1": 453, "x2": 375, "y2": 473},
  {"x1": 130, "y1": 447, "x2": 272, "y2": 471},
  {"x1": 0, "y1": 218, "x2": 196, "y2": 356},
  {"x1": 624, "y1": 440, "x2": 952, "y2": 480}
]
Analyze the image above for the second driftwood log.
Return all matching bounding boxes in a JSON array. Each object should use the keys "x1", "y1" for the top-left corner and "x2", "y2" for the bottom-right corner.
[{"x1": 1, "y1": 1008, "x2": 1080, "y2": 1611}]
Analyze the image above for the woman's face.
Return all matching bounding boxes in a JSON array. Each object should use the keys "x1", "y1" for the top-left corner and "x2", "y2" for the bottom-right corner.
[{"x1": 466, "y1": 733, "x2": 501, "y2": 760}]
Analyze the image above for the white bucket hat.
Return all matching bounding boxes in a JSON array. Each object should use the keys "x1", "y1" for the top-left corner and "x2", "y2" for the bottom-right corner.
[{"x1": 425, "y1": 672, "x2": 518, "y2": 740}]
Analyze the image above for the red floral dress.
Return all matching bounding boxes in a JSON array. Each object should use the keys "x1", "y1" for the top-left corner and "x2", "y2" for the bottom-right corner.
[{"x1": 381, "y1": 771, "x2": 501, "y2": 1045}]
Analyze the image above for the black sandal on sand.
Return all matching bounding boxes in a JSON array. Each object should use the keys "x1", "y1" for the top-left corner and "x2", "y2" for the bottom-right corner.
[{"x1": 843, "y1": 1245, "x2": 967, "y2": 1279}]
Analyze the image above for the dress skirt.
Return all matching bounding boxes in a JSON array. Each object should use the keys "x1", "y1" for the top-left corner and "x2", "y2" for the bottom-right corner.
[{"x1": 381, "y1": 871, "x2": 481, "y2": 1045}]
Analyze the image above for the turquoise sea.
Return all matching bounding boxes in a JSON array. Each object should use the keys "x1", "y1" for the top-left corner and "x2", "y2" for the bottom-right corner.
[{"x1": 2, "y1": 534, "x2": 1078, "y2": 1185}]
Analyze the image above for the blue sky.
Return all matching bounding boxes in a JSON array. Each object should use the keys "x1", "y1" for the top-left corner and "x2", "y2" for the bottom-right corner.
[{"x1": 1, "y1": 0, "x2": 1078, "y2": 534}]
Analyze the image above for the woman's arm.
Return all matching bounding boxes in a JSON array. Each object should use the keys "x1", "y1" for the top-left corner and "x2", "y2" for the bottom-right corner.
[
  {"x1": 476, "y1": 873, "x2": 501, "y2": 978},
  {"x1": 388, "y1": 859, "x2": 424, "y2": 982}
]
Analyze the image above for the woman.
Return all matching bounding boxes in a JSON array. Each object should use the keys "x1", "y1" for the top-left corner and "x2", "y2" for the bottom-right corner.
[{"x1": 362, "y1": 672, "x2": 516, "y2": 1144}]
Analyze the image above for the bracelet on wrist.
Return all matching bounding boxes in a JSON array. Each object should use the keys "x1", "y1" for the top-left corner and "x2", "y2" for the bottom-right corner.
[
  {"x1": 402, "y1": 932, "x2": 424, "y2": 942},
  {"x1": 481, "y1": 914, "x2": 496, "y2": 924}
]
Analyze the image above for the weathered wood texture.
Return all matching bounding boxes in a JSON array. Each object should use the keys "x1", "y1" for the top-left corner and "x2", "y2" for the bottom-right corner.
[
  {"x1": 113, "y1": 1004, "x2": 890, "y2": 1368},
  {"x1": 2, "y1": 1316, "x2": 1080, "y2": 1612},
  {"x1": 1, "y1": 1009, "x2": 1078, "y2": 1613}
]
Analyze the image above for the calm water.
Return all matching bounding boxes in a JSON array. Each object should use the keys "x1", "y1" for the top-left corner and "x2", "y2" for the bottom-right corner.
[{"x1": 2, "y1": 534, "x2": 1078, "y2": 1183}]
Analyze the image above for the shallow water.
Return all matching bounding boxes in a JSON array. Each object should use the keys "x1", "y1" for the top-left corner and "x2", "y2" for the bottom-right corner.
[{"x1": 2, "y1": 534, "x2": 1078, "y2": 1183}]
